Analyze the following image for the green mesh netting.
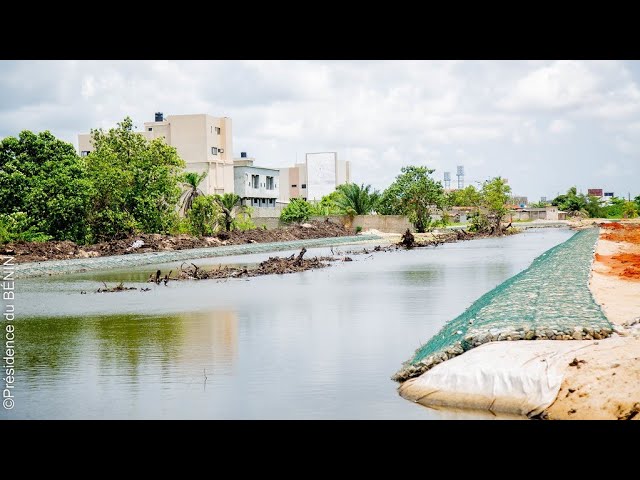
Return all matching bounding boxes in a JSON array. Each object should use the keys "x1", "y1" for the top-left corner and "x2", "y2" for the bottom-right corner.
[
  {"x1": 393, "y1": 228, "x2": 612, "y2": 382},
  {"x1": 16, "y1": 234, "x2": 381, "y2": 278}
]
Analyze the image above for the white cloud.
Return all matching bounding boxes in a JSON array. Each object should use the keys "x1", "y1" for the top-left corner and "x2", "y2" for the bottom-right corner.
[
  {"x1": 1, "y1": 60, "x2": 640, "y2": 201},
  {"x1": 549, "y1": 118, "x2": 574, "y2": 134}
]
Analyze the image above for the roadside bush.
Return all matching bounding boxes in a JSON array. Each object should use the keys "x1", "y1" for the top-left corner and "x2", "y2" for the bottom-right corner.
[
  {"x1": 280, "y1": 198, "x2": 313, "y2": 223},
  {"x1": 187, "y1": 195, "x2": 221, "y2": 236}
]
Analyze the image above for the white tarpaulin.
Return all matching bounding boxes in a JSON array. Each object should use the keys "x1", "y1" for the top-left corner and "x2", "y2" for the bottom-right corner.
[{"x1": 398, "y1": 340, "x2": 598, "y2": 417}]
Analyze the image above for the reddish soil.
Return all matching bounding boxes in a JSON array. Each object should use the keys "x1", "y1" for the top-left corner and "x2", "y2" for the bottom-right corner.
[
  {"x1": 595, "y1": 223, "x2": 640, "y2": 281},
  {"x1": 600, "y1": 223, "x2": 640, "y2": 244},
  {"x1": 1, "y1": 220, "x2": 353, "y2": 264}
]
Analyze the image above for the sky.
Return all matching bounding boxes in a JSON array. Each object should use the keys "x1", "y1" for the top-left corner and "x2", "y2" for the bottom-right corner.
[{"x1": 1, "y1": 60, "x2": 639, "y2": 202}]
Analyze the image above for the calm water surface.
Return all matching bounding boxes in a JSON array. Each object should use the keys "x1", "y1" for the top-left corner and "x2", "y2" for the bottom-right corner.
[{"x1": 3, "y1": 228, "x2": 574, "y2": 419}]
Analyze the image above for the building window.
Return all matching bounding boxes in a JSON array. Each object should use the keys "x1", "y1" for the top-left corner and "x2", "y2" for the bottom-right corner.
[
  {"x1": 291, "y1": 184, "x2": 297, "y2": 188},
  {"x1": 210, "y1": 126, "x2": 213, "y2": 134},
  {"x1": 266, "y1": 176, "x2": 274, "y2": 190},
  {"x1": 148, "y1": 127, "x2": 153, "y2": 131},
  {"x1": 261, "y1": 199, "x2": 266, "y2": 204},
  {"x1": 301, "y1": 184, "x2": 307, "y2": 189},
  {"x1": 211, "y1": 147, "x2": 218, "y2": 155},
  {"x1": 252, "y1": 175, "x2": 259, "y2": 189},
  {"x1": 80, "y1": 150, "x2": 90, "y2": 157},
  {"x1": 215, "y1": 127, "x2": 221, "y2": 135}
]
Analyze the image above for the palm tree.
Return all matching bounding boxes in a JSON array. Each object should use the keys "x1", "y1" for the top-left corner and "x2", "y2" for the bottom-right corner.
[
  {"x1": 179, "y1": 171, "x2": 207, "y2": 214},
  {"x1": 214, "y1": 193, "x2": 250, "y2": 231},
  {"x1": 334, "y1": 183, "x2": 380, "y2": 216}
]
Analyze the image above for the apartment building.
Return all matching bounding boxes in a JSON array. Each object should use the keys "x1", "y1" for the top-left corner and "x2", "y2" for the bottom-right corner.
[
  {"x1": 78, "y1": 113, "x2": 234, "y2": 195},
  {"x1": 278, "y1": 152, "x2": 351, "y2": 203},
  {"x1": 233, "y1": 152, "x2": 279, "y2": 208}
]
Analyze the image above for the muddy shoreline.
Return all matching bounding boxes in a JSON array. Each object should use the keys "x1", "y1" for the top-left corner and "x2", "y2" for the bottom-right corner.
[{"x1": 2, "y1": 220, "x2": 352, "y2": 264}]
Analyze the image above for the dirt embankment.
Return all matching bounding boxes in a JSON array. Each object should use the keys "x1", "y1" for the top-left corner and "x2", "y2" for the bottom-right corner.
[
  {"x1": 1, "y1": 220, "x2": 353, "y2": 264},
  {"x1": 595, "y1": 223, "x2": 640, "y2": 281},
  {"x1": 543, "y1": 222, "x2": 640, "y2": 420}
]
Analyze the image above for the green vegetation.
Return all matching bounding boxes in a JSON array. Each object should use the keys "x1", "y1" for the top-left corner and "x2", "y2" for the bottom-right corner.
[
  {"x1": 0, "y1": 212, "x2": 52, "y2": 243},
  {"x1": 446, "y1": 185, "x2": 481, "y2": 207},
  {"x1": 310, "y1": 191, "x2": 342, "y2": 216},
  {"x1": 481, "y1": 177, "x2": 512, "y2": 235},
  {"x1": 86, "y1": 117, "x2": 185, "y2": 241},
  {"x1": 186, "y1": 195, "x2": 221, "y2": 236},
  {"x1": 280, "y1": 198, "x2": 313, "y2": 223},
  {"x1": 333, "y1": 183, "x2": 380, "y2": 216},
  {"x1": 179, "y1": 171, "x2": 207, "y2": 213},
  {"x1": 378, "y1": 166, "x2": 445, "y2": 232},
  {"x1": 551, "y1": 187, "x2": 639, "y2": 219},
  {"x1": 0, "y1": 130, "x2": 93, "y2": 243}
]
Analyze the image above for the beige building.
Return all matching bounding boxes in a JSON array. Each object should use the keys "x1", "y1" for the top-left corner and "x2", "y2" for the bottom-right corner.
[
  {"x1": 278, "y1": 153, "x2": 351, "y2": 202},
  {"x1": 78, "y1": 113, "x2": 234, "y2": 195}
]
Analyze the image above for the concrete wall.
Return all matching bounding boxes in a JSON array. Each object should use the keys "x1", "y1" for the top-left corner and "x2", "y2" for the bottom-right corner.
[
  {"x1": 252, "y1": 217, "x2": 282, "y2": 230},
  {"x1": 508, "y1": 206, "x2": 561, "y2": 221},
  {"x1": 341, "y1": 215, "x2": 413, "y2": 232},
  {"x1": 251, "y1": 214, "x2": 414, "y2": 232}
]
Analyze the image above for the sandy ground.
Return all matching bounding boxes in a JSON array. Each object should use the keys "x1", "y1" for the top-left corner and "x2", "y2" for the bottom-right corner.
[{"x1": 544, "y1": 223, "x2": 640, "y2": 420}]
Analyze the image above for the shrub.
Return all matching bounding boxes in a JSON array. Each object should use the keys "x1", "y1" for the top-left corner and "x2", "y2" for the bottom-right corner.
[
  {"x1": 280, "y1": 198, "x2": 313, "y2": 223},
  {"x1": 355, "y1": 225, "x2": 363, "y2": 234},
  {"x1": 187, "y1": 195, "x2": 221, "y2": 236},
  {"x1": 233, "y1": 206, "x2": 256, "y2": 231},
  {"x1": 0, "y1": 212, "x2": 52, "y2": 244}
]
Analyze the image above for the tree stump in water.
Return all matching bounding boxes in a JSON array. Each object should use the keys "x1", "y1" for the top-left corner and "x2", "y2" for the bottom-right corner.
[{"x1": 401, "y1": 229, "x2": 415, "y2": 248}]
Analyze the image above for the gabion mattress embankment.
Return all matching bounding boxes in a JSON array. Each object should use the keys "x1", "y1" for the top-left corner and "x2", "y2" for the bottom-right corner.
[{"x1": 393, "y1": 228, "x2": 611, "y2": 382}]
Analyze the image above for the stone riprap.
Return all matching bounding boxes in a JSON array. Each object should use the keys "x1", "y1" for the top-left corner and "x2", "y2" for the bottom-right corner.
[
  {"x1": 16, "y1": 234, "x2": 381, "y2": 279},
  {"x1": 393, "y1": 228, "x2": 612, "y2": 382}
]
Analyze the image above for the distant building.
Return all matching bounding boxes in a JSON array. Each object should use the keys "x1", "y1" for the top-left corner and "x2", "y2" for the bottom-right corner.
[
  {"x1": 279, "y1": 152, "x2": 351, "y2": 202},
  {"x1": 509, "y1": 206, "x2": 566, "y2": 221},
  {"x1": 509, "y1": 196, "x2": 529, "y2": 208},
  {"x1": 233, "y1": 152, "x2": 279, "y2": 208},
  {"x1": 78, "y1": 113, "x2": 234, "y2": 196}
]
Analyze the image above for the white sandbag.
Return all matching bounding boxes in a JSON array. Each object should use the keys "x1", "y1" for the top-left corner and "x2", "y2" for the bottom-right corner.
[{"x1": 398, "y1": 340, "x2": 595, "y2": 417}]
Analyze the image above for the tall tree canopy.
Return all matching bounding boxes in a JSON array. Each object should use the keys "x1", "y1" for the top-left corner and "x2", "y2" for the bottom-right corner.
[
  {"x1": 86, "y1": 117, "x2": 185, "y2": 240},
  {"x1": 0, "y1": 130, "x2": 92, "y2": 242}
]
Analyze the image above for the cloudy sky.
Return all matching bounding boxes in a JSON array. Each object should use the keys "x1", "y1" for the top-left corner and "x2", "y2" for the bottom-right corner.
[{"x1": 1, "y1": 60, "x2": 639, "y2": 201}]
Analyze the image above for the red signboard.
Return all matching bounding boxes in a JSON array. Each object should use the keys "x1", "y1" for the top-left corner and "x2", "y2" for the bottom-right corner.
[{"x1": 587, "y1": 188, "x2": 603, "y2": 197}]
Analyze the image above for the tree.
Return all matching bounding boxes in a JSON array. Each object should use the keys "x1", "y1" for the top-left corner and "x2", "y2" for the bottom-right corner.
[
  {"x1": 280, "y1": 198, "x2": 313, "y2": 223},
  {"x1": 480, "y1": 177, "x2": 511, "y2": 235},
  {"x1": 446, "y1": 185, "x2": 482, "y2": 207},
  {"x1": 213, "y1": 192, "x2": 251, "y2": 231},
  {"x1": 179, "y1": 171, "x2": 207, "y2": 214},
  {"x1": 333, "y1": 183, "x2": 380, "y2": 216},
  {"x1": 378, "y1": 166, "x2": 445, "y2": 232},
  {"x1": 310, "y1": 191, "x2": 343, "y2": 216},
  {"x1": 0, "y1": 130, "x2": 92, "y2": 243},
  {"x1": 551, "y1": 187, "x2": 587, "y2": 215},
  {"x1": 86, "y1": 117, "x2": 185, "y2": 240}
]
